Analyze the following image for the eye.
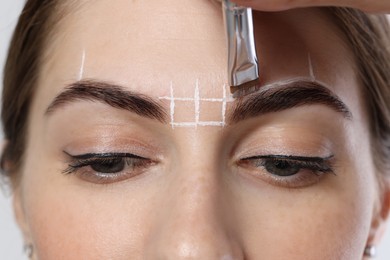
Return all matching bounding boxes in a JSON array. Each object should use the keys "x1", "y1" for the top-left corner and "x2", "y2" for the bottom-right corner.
[
  {"x1": 89, "y1": 157, "x2": 125, "y2": 173},
  {"x1": 262, "y1": 159, "x2": 300, "y2": 177},
  {"x1": 63, "y1": 152, "x2": 156, "y2": 184},
  {"x1": 238, "y1": 155, "x2": 335, "y2": 188}
]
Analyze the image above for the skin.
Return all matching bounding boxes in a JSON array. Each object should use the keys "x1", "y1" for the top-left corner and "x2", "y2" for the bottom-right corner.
[
  {"x1": 233, "y1": 0, "x2": 390, "y2": 13},
  {"x1": 11, "y1": 0, "x2": 390, "y2": 259}
]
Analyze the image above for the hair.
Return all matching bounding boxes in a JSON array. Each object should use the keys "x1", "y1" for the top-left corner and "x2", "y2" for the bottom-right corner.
[
  {"x1": 1, "y1": 2, "x2": 390, "y2": 184},
  {"x1": 327, "y1": 8, "x2": 390, "y2": 181},
  {"x1": 1, "y1": 0, "x2": 71, "y2": 182}
]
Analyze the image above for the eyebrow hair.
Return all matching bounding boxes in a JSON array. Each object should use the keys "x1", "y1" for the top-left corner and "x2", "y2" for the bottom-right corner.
[
  {"x1": 46, "y1": 80, "x2": 168, "y2": 123},
  {"x1": 228, "y1": 80, "x2": 352, "y2": 124}
]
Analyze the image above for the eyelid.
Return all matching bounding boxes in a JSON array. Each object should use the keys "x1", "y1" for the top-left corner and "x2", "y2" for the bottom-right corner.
[
  {"x1": 242, "y1": 154, "x2": 334, "y2": 162},
  {"x1": 62, "y1": 151, "x2": 154, "y2": 174},
  {"x1": 62, "y1": 152, "x2": 156, "y2": 184},
  {"x1": 63, "y1": 151, "x2": 148, "y2": 160},
  {"x1": 237, "y1": 154, "x2": 336, "y2": 188},
  {"x1": 240, "y1": 154, "x2": 335, "y2": 174}
]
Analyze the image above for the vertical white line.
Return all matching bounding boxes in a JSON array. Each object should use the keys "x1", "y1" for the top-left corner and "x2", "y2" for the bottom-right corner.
[
  {"x1": 78, "y1": 49, "x2": 86, "y2": 81},
  {"x1": 170, "y1": 82, "x2": 175, "y2": 129},
  {"x1": 308, "y1": 54, "x2": 315, "y2": 81},
  {"x1": 194, "y1": 79, "x2": 200, "y2": 128},
  {"x1": 222, "y1": 84, "x2": 227, "y2": 126}
]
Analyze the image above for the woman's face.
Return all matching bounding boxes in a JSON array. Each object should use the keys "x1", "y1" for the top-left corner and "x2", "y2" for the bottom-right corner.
[{"x1": 14, "y1": 0, "x2": 386, "y2": 259}]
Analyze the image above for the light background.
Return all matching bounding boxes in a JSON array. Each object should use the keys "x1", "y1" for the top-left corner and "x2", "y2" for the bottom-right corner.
[{"x1": 1, "y1": 1, "x2": 390, "y2": 259}]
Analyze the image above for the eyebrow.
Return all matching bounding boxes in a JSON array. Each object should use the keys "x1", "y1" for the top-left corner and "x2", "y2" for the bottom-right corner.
[
  {"x1": 227, "y1": 79, "x2": 352, "y2": 124},
  {"x1": 46, "y1": 80, "x2": 168, "y2": 123}
]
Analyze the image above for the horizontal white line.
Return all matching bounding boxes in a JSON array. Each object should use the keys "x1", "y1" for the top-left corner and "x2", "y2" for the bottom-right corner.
[
  {"x1": 159, "y1": 97, "x2": 233, "y2": 102},
  {"x1": 159, "y1": 97, "x2": 194, "y2": 101},
  {"x1": 171, "y1": 121, "x2": 225, "y2": 127}
]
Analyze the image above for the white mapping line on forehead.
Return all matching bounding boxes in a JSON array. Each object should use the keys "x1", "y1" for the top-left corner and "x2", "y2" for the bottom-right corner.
[
  {"x1": 222, "y1": 83, "x2": 227, "y2": 126},
  {"x1": 195, "y1": 79, "x2": 200, "y2": 128},
  {"x1": 255, "y1": 55, "x2": 320, "y2": 92},
  {"x1": 158, "y1": 57, "x2": 319, "y2": 128},
  {"x1": 78, "y1": 49, "x2": 86, "y2": 81},
  {"x1": 256, "y1": 77, "x2": 329, "y2": 93},
  {"x1": 158, "y1": 80, "x2": 233, "y2": 128},
  {"x1": 169, "y1": 82, "x2": 175, "y2": 127},
  {"x1": 308, "y1": 53, "x2": 316, "y2": 81}
]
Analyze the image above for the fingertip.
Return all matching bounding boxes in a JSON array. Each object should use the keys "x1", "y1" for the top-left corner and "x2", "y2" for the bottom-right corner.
[{"x1": 231, "y1": 0, "x2": 304, "y2": 11}]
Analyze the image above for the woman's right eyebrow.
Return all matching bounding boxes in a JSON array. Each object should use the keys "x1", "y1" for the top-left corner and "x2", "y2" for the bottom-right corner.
[{"x1": 45, "y1": 80, "x2": 168, "y2": 123}]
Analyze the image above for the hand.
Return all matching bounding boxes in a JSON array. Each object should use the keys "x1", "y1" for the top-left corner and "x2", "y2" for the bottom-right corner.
[{"x1": 232, "y1": 0, "x2": 390, "y2": 13}]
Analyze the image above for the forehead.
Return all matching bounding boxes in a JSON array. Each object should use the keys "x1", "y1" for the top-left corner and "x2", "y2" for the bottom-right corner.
[
  {"x1": 39, "y1": 0, "x2": 356, "y2": 100},
  {"x1": 42, "y1": 0, "x2": 226, "y2": 97}
]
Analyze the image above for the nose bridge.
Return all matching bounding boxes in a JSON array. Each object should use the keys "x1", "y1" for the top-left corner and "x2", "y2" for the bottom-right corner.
[{"x1": 145, "y1": 157, "x2": 243, "y2": 259}]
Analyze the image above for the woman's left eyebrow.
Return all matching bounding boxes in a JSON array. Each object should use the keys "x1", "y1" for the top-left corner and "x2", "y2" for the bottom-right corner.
[
  {"x1": 227, "y1": 79, "x2": 352, "y2": 124},
  {"x1": 45, "y1": 79, "x2": 168, "y2": 123}
]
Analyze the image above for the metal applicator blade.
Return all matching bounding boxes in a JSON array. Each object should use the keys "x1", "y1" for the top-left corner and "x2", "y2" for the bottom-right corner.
[{"x1": 222, "y1": 0, "x2": 260, "y2": 97}]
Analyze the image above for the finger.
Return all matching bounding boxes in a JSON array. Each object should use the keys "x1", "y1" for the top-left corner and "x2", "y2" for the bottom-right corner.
[{"x1": 232, "y1": 0, "x2": 390, "y2": 13}]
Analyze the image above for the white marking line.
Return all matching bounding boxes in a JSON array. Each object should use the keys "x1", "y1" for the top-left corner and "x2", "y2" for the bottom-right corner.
[
  {"x1": 78, "y1": 50, "x2": 86, "y2": 80},
  {"x1": 169, "y1": 82, "x2": 175, "y2": 128},
  {"x1": 308, "y1": 54, "x2": 315, "y2": 81},
  {"x1": 171, "y1": 121, "x2": 225, "y2": 127},
  {"x1": 159, "y1": 97, "x2": 228, "y2": 102},
  {"x1": 158, "y1": 81, "x2": 233, "y2": 128},
  {"x1": 222, "y1": 84, "x2": 227, "y2": 126},
  {"x1": 195, "y1": 79, "x2": 200, "y2": 127}
]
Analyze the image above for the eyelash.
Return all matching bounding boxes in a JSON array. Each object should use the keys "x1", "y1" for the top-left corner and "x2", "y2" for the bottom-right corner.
[
  {"x1": 237, "y1": 155, "x2": 335, "y2": 188},
  {"x1": 63, "y1": 152, "x2": 155, "y2": 184}
]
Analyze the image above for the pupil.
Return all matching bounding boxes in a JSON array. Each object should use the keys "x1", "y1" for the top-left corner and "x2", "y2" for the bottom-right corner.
[
  {"x1": 265, "y1": 160, "x2": 300, "y2": 177},
  {"x1": 91, "y1": 158, "x2": 125, "y2": 173},
  {"x1": 275, "y1": 161, "x2": 289, "y2": 169}
]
